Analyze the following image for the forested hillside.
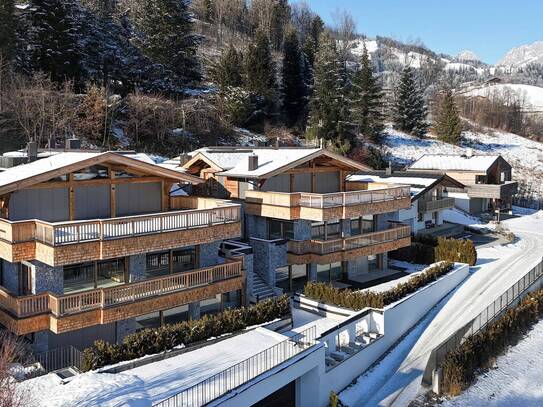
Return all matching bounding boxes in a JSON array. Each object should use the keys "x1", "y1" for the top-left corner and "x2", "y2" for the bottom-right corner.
[{"x1": 0, "y1": 0, "x2": 542, "y2": 160}]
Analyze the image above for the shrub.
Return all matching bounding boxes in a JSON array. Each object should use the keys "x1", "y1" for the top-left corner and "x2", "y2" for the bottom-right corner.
[
  {"x1": 82, "y1": 296, "x2": 290, "y2": 371},
  {"x1": 441, "y1": 289, "x2": 543, "y2": 395},
  {"x1": 304, "y1": 262, "x2": 454, "y2": 311},
  {"x1": 435, "y1": 237, "x2": 477, "y2": 266}
]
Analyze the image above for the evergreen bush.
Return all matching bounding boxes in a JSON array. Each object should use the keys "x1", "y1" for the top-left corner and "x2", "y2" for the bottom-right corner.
[
  {"x1": 435, "y1": 237, "x2": 477, "y2": 266},
  {"x1": 82, "y1": 296, "x2": 290, "y2": 371},
  {"x1": 303, "y1": 262, "x2": 454, "y2": 311},
  {"x1": 441, "y1": 289, "x2": 543, "y2": 396}
]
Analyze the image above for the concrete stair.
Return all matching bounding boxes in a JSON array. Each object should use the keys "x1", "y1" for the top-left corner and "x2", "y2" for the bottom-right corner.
[{"x1": 252, "y1": 272, "x2": 275, "y2": 302}]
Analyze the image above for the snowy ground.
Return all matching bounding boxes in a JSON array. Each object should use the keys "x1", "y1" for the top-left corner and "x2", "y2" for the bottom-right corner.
[
  {"x1": 18, "y1": 328, "x2": 286, "y2": 407},
  {"x1": 338, "y1": 211, "x2": 543, "y2": 406},
  {"x1": 442, "y1": 208, "x2": 483, "y2": 227},
  {"x1": 441, "y1": 319, "x2": 543, "y2": 407},
  {"x1": 382, "y1": 125, "x2": 543, "y2": 201}
]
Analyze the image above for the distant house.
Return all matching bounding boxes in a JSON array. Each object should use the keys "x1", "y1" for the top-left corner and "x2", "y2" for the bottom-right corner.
[
  {"x1": 348, "y1": 171, "x2": 464, "y2": 236},
  {"x1": 407, "y1": 153, "x2": 518, "y2": 214}
]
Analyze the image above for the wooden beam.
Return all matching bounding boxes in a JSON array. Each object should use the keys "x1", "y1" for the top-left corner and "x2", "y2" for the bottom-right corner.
[
  {"x1": 110, "y1": 170, "x2": 116, "y2": 218},
  {"x1": 68, "y1": 174, "x2": 75, "y2": 221},
  {"x1": 1, "y1": 193, "x2": 10, "y2": 219},
  {"x1": 284, "y1": 166, "x2": 343, "y2": 174},
  {"x1": 289, "y1": 174, "x2": 295, "y2": 192},
  {"x1": 311, "y1": 162, "x2": 316, "y2": 193}
]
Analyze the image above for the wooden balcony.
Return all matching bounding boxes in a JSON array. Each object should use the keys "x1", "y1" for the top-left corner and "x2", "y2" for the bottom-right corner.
[
  {"x1": 287, "y1": 224, "x2": 411, "y2": 264},
  {"x1": 0, "y1": 260, "x2": 244, "y2": 335},
  {"x1": 419, "y1": 197, "x2": 456, "y2": 212},
  {"x1": 0, "y1": 199, "x2": 241, "y2": 266},
  {"x1": 466, "y1": 181, "x2": 518, "y2": 199},
  {"x1": 245, "y1": 185, "x2": 411, "y2": 222}
]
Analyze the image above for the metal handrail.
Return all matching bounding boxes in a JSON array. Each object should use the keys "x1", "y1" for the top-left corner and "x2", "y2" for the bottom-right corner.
[{"x1": 153, "y1": 326, "x2": 318, "y2": 407}]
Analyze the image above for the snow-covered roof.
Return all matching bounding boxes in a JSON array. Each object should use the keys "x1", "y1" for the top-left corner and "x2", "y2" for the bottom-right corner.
[
  {"x1": 408, "y1": 154, "x2": 500, "y2": 172},
  {"x1": 0, "y1": 151, "x2": 201, "y2": 195},
  {"x1": 181, "y1": 147, "x2": 369, "y2": 179}
]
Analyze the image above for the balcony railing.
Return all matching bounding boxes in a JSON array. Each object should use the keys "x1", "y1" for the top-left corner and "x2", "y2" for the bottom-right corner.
[
  {"x1": 153, "y1": 325, "x2": 318, "y2": 407},
  {"x1": 420, "y1": 197, "x2": 456, "y2": 212},
  {"x1": 0, "y1": 204, "x2": 240, "y2": 247},
  {"x1": 288, "y1": 223, "x2": 411, "y2": 255},
  {"x1": 0, "y1": 261, "x2": 243, "y2": 319},
  {"x1": 246, "y1": 186, "x2": 411, "y2": 209}
]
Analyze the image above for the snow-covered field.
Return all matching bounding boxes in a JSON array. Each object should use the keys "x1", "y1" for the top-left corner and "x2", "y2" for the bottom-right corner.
[
  {"x1": 460, "y1": 83, "x2": 543, "y2": 112},
  {"x1": 382, "y1": 125, "x2": 543, "y2": 201},
  {"x1": 442, "y1": 318, "x2": 543, "y2": 407}
]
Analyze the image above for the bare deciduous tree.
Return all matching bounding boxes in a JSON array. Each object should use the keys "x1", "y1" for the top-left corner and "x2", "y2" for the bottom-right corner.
[
  {"x1": 332, "y1": 9, "x2": 357, "y2": 64},
  {"x1": 0, "y1": 331, "x2": 29, "y2": 407}
]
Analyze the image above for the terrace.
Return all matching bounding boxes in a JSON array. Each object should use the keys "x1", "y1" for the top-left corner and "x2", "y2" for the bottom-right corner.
[
  {"x1": 0, "y1": 259, "x2": 244, "y2": 335},
  {"x1": 0, "y1": 196, "x2": 241, "y2": 266},
  {"x1": 245, "y1": 184, "x2": 411, "y2": 222}
]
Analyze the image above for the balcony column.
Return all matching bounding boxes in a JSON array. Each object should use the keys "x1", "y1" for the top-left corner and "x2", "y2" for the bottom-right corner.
[
  {"x1": 307, "y1": 264, "x2": 317, "y2": 282},
  {"x1": 128, "y1": 254, "x2": 146, "y2": 282},
  {"x1": 189, "y1": 301, "x2": 200, "y2": 320},
  {"x1": 199, "y1": 242, "x2": 223, "y2": 268},
  {"x1": 0, "y1": 260, "x2": 19, "y2": 293},
  {"x1": 340, "y1": 219, "x2": 351, "y2": 238},
  {"x1": 347, "y1": 257, "x2": 368, "y2": 280}
]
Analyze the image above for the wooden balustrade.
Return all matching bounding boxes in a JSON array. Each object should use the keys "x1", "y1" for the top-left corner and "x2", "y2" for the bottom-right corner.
[
  {"x1": 0, "y1": 204, "x2": 240, "y2": 246},
  {"x1": 0, "y1": 261, "x2": 243, "y2": 319},
  {"x1": 422, "y1": 197, "x2": 456, "y2": 212},
  {"x1": 288, "y1": 224, "x2": 411, "y2": 255}
]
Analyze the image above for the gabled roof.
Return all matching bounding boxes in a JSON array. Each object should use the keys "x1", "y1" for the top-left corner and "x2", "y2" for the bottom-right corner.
[
  {"x1": 408, "y1": 154, "x2": 501, "y2": 172},
  {"x1": 180, "y1": 147, "x2": 370, "y2": 179},
  {"x1": 349, "y1": 171, "x2": 465, "y2": 201},
  {"x1": 0, "y1": 151, "x2": 202, "y2": 196}
]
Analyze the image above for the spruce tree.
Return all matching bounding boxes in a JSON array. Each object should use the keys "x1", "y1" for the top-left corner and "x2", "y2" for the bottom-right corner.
[
  {"x1": 306, "y1": 32, "x2": 353, "y2": 150},
  {"x1": 0, "y1": 0, "x2": 16, "y2": 61},
  {"x1": 23, "y1": 0, "x2": 83, "y2": 86},
  {"x1": 434, "y1": 89, "x2": 462, "y2": 144},
  {"x1": 350, "y1": 43, "x2": 384, "y2": 143},
  {"x1": 134, "y1": 0, "x2": 201, "y2": 83},
  {"x1": 245, "y1": 31, "x2": 277, "y2": 103},
  {"x1": 393, "y1": 66, "x2": 429, "y2": 137},
  {"x1": 213, "y1": 44, "x2": 244, "y2": 91},
  {"x1": 282, "y1": 28, "x2": 305, "y2": 127}
]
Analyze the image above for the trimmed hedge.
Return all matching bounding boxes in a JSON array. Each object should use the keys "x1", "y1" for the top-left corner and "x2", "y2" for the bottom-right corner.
[
  {"x1": 435, "y1": 237, "x2": 477, "y2": 266},
  {"x1": 82, "y1": 296, "x2": 290, "y2": 371},
  {"x1": 303, "y1": 262, "x2": 454, "y2": 311},
  {"x1": 441, "y1": 289, "x2": 543, "y2": 396}
]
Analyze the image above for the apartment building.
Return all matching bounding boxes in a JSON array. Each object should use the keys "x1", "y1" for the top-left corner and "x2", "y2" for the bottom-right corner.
[
  {"x1": 0, "y1": 150, "x2": 243, "y2": 352},
  {"x1": 408, "y1": 153, "x2": 518, "y2": 214},
  {"x1": 348, "y1": 171, "x2": 464, "y2": 236},
  {"x1": 177, "y1": 146, "x2": 412, "y2": 300}
]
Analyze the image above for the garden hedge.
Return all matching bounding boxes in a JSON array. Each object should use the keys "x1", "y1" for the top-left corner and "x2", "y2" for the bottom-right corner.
[
  {"x1": 82, "y1": 295, "x2": 290, "y2": 371},
  {"x1": 441, "y1": 289, "x2": 543, "y2": 396},
  {"x1": 303, "y1": 261, "x2": 454, "y2": 311}
]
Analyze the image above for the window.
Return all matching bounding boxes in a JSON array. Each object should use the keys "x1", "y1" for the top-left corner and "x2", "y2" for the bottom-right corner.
[
  {"x1": 418, "y1": 211, "x2": 424, "y2": 222},
  {"x1": 268, "y1": 220, "x2": 294, "y2": 240},
  {"x1": 63, "y1": 259, "x2": 126, "y2": 293},
  {"x1": 145, "y1": 248, "x2": 196, "y2": 278},
  {"x1": 72, "y1": 165, "x2": 109, "y2": 181},
  {"x1": 311, "y1": 220, "x2": 341, "y2": 240},
  {"x1": 368, "y1": 255, "x2": 378, "y2": 271},
  {"x1": 317, "y1": 262, "x2": 342, "y2": 282},
  {"x1": 350, "y1": 216, "x2": 374, "y2": 236},
  {"x1": 276, "y1": 264, "x2": 309, "y2": 293}
]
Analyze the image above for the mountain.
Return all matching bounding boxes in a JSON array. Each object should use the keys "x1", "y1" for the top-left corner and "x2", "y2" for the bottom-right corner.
[
  {"x1": 457, "y1": 50, "x2": 480, "y2": 62},
  {"x1": 498, "y1": 41, "x2": 543, "y2": 68}
]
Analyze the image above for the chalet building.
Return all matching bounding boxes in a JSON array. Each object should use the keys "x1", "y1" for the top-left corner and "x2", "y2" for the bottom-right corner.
[
  {"x1": 348, "y1": 171, "x2": 465, "y2": 236},
  {"x1": 175, "y1": 146, "x2": 412, "y2": 300},
  {"x1": 407, "y1": 153, "x2": 518, "y2": 214},
  {"x1": 0, "y1": 151, "x2": 244, "y2": 352}
]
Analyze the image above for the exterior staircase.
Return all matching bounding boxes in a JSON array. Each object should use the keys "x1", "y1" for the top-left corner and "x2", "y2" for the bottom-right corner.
[{"x1": 252, "y1": 272, "x2": 275, "y2": 302}]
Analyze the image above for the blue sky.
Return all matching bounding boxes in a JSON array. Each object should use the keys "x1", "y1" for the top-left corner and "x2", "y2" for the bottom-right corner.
[{"x1": 304, "y1": 0, "x2": 542, "y2": 64}]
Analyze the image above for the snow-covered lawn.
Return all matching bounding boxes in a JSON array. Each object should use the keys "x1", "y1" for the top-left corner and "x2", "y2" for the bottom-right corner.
[
  {"x1": 442, "y1": 319, "x2": 543, "y2": 407},
  {"x1": 382, "y1": 125, "x2": 543, "y2": 200},
  {"x1": 18, "y1": 328, "x2": 287, "y2": 407},
  {"x1": 443, "y1": 208, "x2": 483, "y2": 227}
]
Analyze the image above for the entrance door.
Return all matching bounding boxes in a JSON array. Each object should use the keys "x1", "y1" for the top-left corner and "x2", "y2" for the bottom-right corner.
[{"x1": 19, "y1": 264, "x2": 32, "y2": 295}]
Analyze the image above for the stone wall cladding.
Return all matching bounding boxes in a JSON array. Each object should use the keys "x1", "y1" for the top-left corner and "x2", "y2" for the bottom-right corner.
[
  {"x1": 1, "y1": 260, "x2": 19, "y2": 293},
  {"x1": 29, "y1": 260, "x2": 63, "y2": 295},
  {"x1": 245, "y1": 214, "x2": 268, "y2": 240},
  {"x1": 199, "y1": 242, "x2": 223, "y2": 268},
  {"x1": 128, "y1": 254, "x2": 146, "y2": 282},
  {"x1": 250, "y1": 238, "x2": 287, "y2": 287},
  {"x1": 293, "y1": 220, "x2": 312, "y2": 241},
  {"x1": 116, "y1": 318, "x2": 137, "y2": 343}
]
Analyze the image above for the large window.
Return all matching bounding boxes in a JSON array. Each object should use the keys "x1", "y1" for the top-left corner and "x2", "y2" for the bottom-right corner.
[
  {"x1": 317, "y1": 262, "x2": 342, "y2": 282},
  {"x1": 311, "y1": 220, "x2": 341, "y2": 240},
  {"x1": 350, "y1": 215, "x2": 373, "y2": 236},
  {"x1": 145, "y1": 248, "x2": 196, "y2": 278},
  {"x1": 276, "y1": 264, "x2": 308, "y2": 293},
  {"x1": 64, "y1": 259, "x2": 126, "y2": 293},
  {"x1": 268, "y1": 220, "x2": 294, "y2": 240}
]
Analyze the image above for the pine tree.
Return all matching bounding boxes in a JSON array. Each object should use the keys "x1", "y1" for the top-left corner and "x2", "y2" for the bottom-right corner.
[
  {"x1": 134, "y1": 0, "x2": 201, "y2": 83},
  {"x1": 245, "y1": 31, "x2": 277, "y2": 102},
  {"x1": 434, "y1": 89, "x2": 462, "y2": 144},
  {"x1": 282, "y1": 29, "x2": 305, "y2": 127},
  {"x1": 0, "y1": 0, "x2": 15, "y2": 61},
  {"x1": 306, "y1": 32, "x2": 353, "y2": 150},
  {"x1": 22, "y1": 0, "x2": 84, "y2": 86},
  {"x1": 270, "y1": 0, "x2": 290, "y2": 51},
  {"x1": 350, "y1": 43, "x2": 384, "y2": 143},
  {"x1": 213, "y1": 44, "x2": 244, "y2": 91},
  {"x1": 393, "y1": 66, "x2": 429, "y2": 137}
]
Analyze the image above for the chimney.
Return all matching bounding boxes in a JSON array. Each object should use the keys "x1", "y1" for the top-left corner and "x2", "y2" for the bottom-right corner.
[
  {"x1": 248, "y1": 153, "x2": 258, "y2": 171},
  {"x1": 178, "y1": 152, "x2": 190, "y2": 166},
  {"x1": 385, "y1": 161, "x2": 393, "y2": 175},
  {"x1": 66, "y1": 137, "x2": 81, "y2": 150},
  {"x1": 274, "y1": 138, "x2": 280, "y2": 149},
  {"x1": 27, "y1": 141, "x2": 38, "y2": 162},
  {"x1": 465, "y1": 148, "x2": 473, "y2": 158}
]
